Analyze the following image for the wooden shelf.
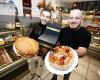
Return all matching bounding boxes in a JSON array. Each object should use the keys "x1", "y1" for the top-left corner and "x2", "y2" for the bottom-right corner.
[{"x1": 0, "y1": 30, "x2": 20, "y2": 35}]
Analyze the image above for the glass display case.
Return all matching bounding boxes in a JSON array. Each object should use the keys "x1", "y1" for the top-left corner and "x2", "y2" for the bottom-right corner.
[
  {"x1": 0, "y1": 29, "x2": 29, "y2": 80},
  {"x1": 91, "y1": 36, "x2": 100, "y2": 49},
  {"x1": 88, "y1": 35, "x2": 100, "y2": 59}
]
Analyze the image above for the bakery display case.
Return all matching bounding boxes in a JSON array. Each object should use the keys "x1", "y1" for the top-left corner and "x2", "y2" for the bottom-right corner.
[
  {"x1": 84, "y1": 10, "x2": 100, "y2": 59},
  {"x1": 91, "y1": 36, "x2": 100, "y2": 49},
  {"x1": 88, "y1": 35, "x2": 100, "y2": 59},
  {"x1": 0, "y1": 28, "x2": 29, "y2": 80}
]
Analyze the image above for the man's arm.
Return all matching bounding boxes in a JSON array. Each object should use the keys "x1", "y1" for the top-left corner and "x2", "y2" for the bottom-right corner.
[
  {"x1": 76, "y1": 47, "x2": 88, "y2": 58},
  {"x1": 76, "y1": 30, "x2": 91, "y2": 58},
  {"x1": 26, "y1": 23, "x2": 36, "y2": 38}
]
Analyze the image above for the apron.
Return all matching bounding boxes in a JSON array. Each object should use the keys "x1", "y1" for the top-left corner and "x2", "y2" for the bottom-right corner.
[{"x1": 27, "y1": 56, "x2": 44, "y2": 80}]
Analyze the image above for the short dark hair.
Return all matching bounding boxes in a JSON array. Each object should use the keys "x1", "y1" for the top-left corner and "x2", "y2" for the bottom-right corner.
[{"x1": 40, "y1": 8, "x2": 51, "y2": 18}]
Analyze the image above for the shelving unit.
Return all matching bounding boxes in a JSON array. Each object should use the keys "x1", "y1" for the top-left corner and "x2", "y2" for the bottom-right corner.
[{"x1": 0, "y1": 30, "x2": 20, "y2": 35}]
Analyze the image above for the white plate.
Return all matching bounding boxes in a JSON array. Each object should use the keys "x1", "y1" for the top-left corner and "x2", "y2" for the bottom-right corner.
[
  {"x1": 45, "y1": 48, "x2": 78, "y2": 75},
  {"x1": 13, "y1": 44, "x2": 21, "y2": 56}
]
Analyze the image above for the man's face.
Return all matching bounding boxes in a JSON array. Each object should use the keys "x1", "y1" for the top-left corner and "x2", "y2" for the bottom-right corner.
[
  {"x1": 40, "y1": 11, "x2": 51, "y2": 25},
  {"x1": 68, "y1": 10, "x2": 82, "y2": 29}
]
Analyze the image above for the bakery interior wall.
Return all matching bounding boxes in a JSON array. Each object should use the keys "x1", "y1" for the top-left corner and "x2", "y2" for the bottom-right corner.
[
  {"x1": 0, "y1": 0, "x2": 99, "y2": 28},
  {"x1": 0, "y1": 0, "x2": 58, "y2": 28}
]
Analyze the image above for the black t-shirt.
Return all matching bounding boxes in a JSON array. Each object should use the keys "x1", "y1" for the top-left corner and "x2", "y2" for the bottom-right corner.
[{"x1": 57, "y1": 27, "x2": 91, "y2": 49}]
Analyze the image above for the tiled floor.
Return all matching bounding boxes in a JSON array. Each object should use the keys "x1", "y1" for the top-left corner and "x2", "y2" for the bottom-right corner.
[{"x1": 20, "y1": 55, "x2": 100, "y2": 80}]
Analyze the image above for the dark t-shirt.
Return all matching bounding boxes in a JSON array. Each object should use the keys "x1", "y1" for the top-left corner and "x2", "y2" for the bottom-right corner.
[{"x1": 57, "y1": 27, "x2": 91, "y2": 49}]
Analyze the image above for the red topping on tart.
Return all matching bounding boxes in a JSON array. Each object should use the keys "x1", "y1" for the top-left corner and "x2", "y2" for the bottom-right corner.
[{"x1": 49, "y1": 46, "x2": 73, "y2": 66}]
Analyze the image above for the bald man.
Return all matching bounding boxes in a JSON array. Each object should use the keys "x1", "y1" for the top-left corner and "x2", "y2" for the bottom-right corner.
[{"x1": 51, "y1": 9, "x2": 91, "y2": 80}]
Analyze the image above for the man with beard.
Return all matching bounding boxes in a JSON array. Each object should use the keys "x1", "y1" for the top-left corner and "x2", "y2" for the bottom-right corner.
[
  {"x1": 27, "y1": 8, "x2": 51, "y2": 40},
  {"x1": 51, "y1": 9, "x2": 91, "y2": 80}
]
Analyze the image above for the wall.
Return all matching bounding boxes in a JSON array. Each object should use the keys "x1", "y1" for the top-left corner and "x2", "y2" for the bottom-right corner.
[
  {"x1": 0, "y1": 0, "x2": 57, "y2": 28},
  {"x1": 13, "y1": 0, "x2": 23, "y2": 16},
  {"x1": 13, "y1": 0, "x2": 41, "y2": 17},
  {"x1": 0, "y1": 3, "x2": 15, "y2": 15},
  {"x1": 0, "y1": 0, "x2": 59, "y2": 16},
  {"x1": 0, "y1": 0, "x2": 40, "y2": 28}
]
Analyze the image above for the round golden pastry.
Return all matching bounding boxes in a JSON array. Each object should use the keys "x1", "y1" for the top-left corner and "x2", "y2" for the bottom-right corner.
[
  {"x1": 14, "y1": 37, "x2": 39, "y2": 57},
  {"x1": 49, "y1": 46, "x2": 74, "y2": 70}
]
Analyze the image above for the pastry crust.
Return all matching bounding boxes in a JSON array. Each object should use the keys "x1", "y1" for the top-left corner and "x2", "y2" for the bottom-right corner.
[{"x1": 15, "y1": 37, "x2": 39, "y2": 57}]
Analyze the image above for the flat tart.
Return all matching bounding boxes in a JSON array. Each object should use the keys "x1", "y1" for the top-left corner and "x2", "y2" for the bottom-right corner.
[{"x1": 49, "y1": 46, "x2": 74, "y2": 70}]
